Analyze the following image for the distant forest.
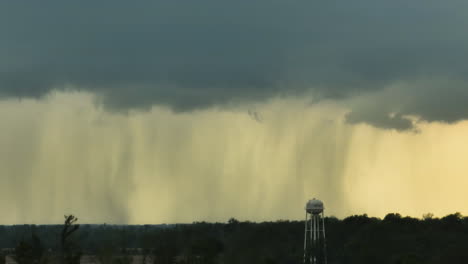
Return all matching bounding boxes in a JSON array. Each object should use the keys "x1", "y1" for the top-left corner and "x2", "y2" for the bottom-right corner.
[{"x1": 1, "y1": 213, "x2": 468, "y2": 264}]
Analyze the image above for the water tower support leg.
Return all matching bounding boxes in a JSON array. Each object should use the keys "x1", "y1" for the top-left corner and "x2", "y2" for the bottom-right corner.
[{"x1": 304, "y1": 212, "x2": 308, "y2": 264}]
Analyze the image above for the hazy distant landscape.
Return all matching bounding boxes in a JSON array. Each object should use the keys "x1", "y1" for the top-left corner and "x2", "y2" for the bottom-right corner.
[{"x1": 2, "y1": 213, "x2": 468, "y2": 264}]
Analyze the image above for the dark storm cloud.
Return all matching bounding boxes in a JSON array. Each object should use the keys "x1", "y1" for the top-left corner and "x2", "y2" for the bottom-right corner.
[
  {"x1": 1, "y1": 0, "x2": 468, "y2": 128},
  {"x1": 345, "y1": 78, "x2": 468, "y2": 130}
]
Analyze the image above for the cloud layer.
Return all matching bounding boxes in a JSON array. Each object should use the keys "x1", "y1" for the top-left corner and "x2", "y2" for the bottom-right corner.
[{"x1": 2, "y1": 0, "x2": 468, "y2": 129}]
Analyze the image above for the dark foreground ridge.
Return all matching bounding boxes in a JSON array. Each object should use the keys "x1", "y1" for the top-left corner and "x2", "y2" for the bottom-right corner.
[{"x1": 1, "y1": 213, "x2": 467, "y2": 264}]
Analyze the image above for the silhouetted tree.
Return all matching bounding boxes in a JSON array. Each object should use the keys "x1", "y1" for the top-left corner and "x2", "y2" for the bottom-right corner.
[
  {"x1": 13, "y1": 232, "x2": 45, "y2": 264},
  {"x1": 60, "y1": 215, "x2": 82, "y2": 264}
]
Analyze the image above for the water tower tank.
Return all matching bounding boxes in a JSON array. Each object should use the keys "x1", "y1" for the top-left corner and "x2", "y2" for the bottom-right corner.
[{"x1": 305, "y1": 198, "x2": 324, "y2": 214}]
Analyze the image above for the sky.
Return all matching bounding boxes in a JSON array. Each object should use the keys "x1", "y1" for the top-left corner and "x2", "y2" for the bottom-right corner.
[{"x1": 1, "y1": 0, "x2": 468, "y2": 224}]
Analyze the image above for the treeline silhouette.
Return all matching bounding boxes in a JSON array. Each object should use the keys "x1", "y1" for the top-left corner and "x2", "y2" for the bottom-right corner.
[{"x1": 1, "y1": 213, "x2": 468, "y2": 264}]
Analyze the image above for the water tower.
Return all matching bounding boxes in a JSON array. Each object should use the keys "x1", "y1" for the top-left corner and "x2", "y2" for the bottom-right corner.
[{"x1": 304, "y1": 198, "x2": 327, "y2": 264}]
